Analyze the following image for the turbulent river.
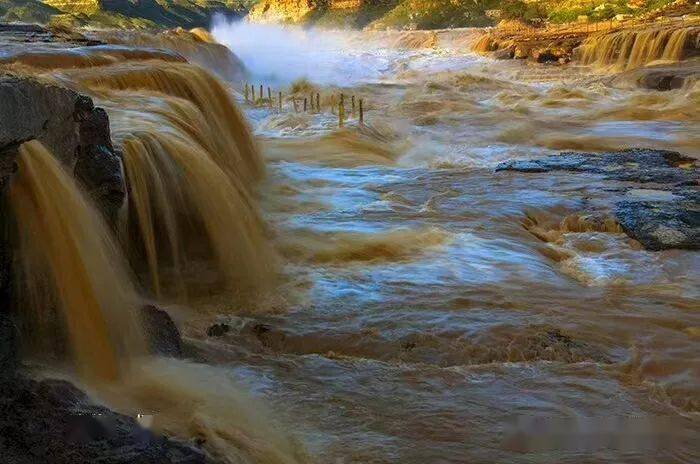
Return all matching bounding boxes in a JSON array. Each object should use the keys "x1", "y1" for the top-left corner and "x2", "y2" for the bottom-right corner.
[
  {"x1": 203, "y1": 21, "x2": 699, "y2": 463},
  {"x1": 3, "y1": 17, "x2": 699, "y2": 464}
]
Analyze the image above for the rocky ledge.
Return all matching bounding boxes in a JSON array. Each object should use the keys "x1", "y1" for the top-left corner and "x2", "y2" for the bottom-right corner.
[
  {"x1": 496, "y1": 148, "x2": 699, "y2": 250},
  {"x1": 0, "y1": 71, "x2": 200, "y2": 462},
  {"x1": 0, "y1": 376, "x2": 206, "y2": 464}
]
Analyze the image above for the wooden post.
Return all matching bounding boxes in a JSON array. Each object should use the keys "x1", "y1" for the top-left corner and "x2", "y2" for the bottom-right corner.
[
  {"x1": 278, "y1": 91, "x2": 282, "y2": 112},
  {"x1": 351, "y1": 95, "x2": 356, "y2": 118},
  {"x1": 293, "y1": 97, "x2": 298, "y2": 113},
  {"x1": 259, "y1": 85, "x2": 263, "y2": 102},
  {"x1": 310, "y1": 94, "x2": 314, "y2": 111},
  {"x1": 244, "y1": 83, "x2": 249, "y2": 102},
  {"x1": 316, "y1": 93, "x2": 320, "y2": 113},
  {"x1": 251, "y1": 84, "x2": 255, "y2": 101},
  {"x1": 359, "y1": 98, "x2": 364, "y2": 124},
  {"x1": 268, "y1": 87, "x2": 272, "y2": 108},
  {"x1": 339, "y1": 94, "x2": 345, "y2": 127},
  {"x1": 304, "y1": 97, "x2": 307, "y2": 112}
]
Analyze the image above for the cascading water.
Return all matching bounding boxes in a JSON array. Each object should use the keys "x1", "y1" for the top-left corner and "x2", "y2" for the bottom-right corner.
[
  {"x1": 59, "y1": 62, "x2": 274, "y2": 300},
  {"x1": 579, "y1": 25, "x2": 699, "y2": 70},
  {"x1": 9, "y1": 140, "x2": 145, "y2": 382}
]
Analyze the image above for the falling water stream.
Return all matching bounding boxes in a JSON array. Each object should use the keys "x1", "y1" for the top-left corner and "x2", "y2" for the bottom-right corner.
[{"x1": 1, "y1": 17, "x2": 698, "y2": 464}]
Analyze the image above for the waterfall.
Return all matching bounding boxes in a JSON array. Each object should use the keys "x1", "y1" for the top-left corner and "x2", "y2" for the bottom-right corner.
[
  {"x1": 67, "y1": 62, "x2": 274, "y2": 300},
  {"x1": 9, "y1": 141, "x2": 145, "y2": 382},
  {"x1": 579, "y1": 25, "x2": 699, "y2": 70}
]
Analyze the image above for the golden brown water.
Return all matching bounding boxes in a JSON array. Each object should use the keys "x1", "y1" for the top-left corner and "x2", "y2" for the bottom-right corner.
[
  {"x1": 9, "y1": 141, "x2": 144, "y2": 382},
  {"x1": 2, "y1": 23, "x2": 699, "y2": 463},
  {"x1": 580, "y1": 24, "x2": 700, "y2": 70}
]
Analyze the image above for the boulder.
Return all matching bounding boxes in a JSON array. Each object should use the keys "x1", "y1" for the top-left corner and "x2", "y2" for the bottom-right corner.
[{"x1": 140, "y1": 305, "x2": 183, "y2": 358}]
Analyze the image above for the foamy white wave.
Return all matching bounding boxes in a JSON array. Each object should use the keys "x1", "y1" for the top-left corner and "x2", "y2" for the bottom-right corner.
[{"x1": 211, "y1": 16, "x2": 397, "y2": 86}]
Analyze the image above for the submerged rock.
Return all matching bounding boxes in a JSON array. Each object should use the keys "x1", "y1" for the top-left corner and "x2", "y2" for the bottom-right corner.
[
  {"x1": 496, "y1": 148, "x2": 698, "y2": 184},
  {"x1": 141, "y1": 305, "x2": 183, "y2": 358},
  {"x1": 206, "y1": 323, "x2": 231, "y2": 337},
  {"x1": 0, "y1": 376, "x2": 206, "y2": 463},
  {"x1": 497, "y1": 148, "x2": 699, "y2": 250}
]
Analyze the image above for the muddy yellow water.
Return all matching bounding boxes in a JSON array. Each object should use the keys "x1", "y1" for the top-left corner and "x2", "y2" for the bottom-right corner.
[
  {"x1": 206, "y1": 23, "x2": 699, "y2": 463},
  {"x1": 2, "y1": 21, "x2": 698, "y2": 463}
]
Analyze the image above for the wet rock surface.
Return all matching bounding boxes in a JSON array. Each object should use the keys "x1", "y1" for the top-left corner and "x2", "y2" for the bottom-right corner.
[
  {"x1": 206, "y1": 323, "x2": 231, "y2": 337},
  {"x1": 141, "y1": 305, "x2": 183, "y2": 358},
  {"x1": 615, "y1": 192, "x2": 700, "y2": 250},
  {"x1": 73, "y1": 96, "x2": 125, "y2": 224},
  {"x1": 497, "y1": 149, "x2": 699, "y2": 250},
  {"x1": 0, "y1": 376, "x2": 207, "y2": 464}
]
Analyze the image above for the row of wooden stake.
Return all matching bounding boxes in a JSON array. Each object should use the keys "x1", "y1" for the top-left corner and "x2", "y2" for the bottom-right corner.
[{"x1": 244, "y1": 83, "x2": 365, "y2": 126}]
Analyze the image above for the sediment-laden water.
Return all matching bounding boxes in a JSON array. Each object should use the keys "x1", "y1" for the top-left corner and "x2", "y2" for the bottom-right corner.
[{"x1": 2, "y1": 18, "x2": 698, "y2": 464}]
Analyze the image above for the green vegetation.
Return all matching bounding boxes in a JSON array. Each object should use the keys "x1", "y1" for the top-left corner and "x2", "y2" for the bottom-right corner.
[
  {"x1": 0, "y1": 0, "x2": 58, "y2": 23},
  {"x1": 0, "y1": 0, "x2": 692, "y2": 30},
  {"x1": 369, "y1": 0, "x2": 496, "y2": 30},
  {"x1": 0, "y1": 0, "x2": 252, "y2": 28}
]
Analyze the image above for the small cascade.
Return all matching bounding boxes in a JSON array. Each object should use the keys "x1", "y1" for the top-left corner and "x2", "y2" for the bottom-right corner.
[
  {"x1": 64, "y1": 62, "x2": 274, "y2": 299},
  {"x1": 9, "y1": 141, "x2": 144, "y2": 382},
  {"x1": 0, "y1": 45, "x2": 185, "y2": 70},
  {"x1": 579, "y1": 25, "x2": 699, "y2": 70},
  {"x1": 93, "y1": 29, "x2": 247, "y2": 81},
  {"x1": 76, "y1": 62, "x2": 263, "y2": 185}
]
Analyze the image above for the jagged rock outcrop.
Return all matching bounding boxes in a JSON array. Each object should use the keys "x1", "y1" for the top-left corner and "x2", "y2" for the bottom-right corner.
[
  {"x1": 0, "y1": 74, "x2": 126, "y2": 219},
  {"x1": 0, "y1": 74, "x2": 126, "y2": 378},
  {"x1": 73, "y1": 95, "x2": 125, "y2": 224}
]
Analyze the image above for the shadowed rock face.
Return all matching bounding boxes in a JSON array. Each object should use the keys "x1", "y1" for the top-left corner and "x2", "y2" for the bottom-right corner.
[
  {"x1": 73, "y1": 95, "x2": 125, "y2": 224},
  {"x1": 0, "y1": 376, "x2": 207, "y2": 463},
  {"x1": 0, "y1": 75, "x2": 80, "y2": 167},
  {"x1": 0, "y1": 75, "x2": 127, "y2": 380},
  {"x1": 497, "y1": 149, "x2": 699, "y2": 251},
  {"x1": 141, "y1": 304, "x2": 183, "y2": 358}
]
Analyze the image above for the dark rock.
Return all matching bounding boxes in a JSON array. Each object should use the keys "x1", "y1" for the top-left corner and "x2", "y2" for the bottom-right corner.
[
  {"x1": 74, "y1": 144, "x2": 125, "y2": 224},
  {"x1": 0, "y1": 75, "x2": 80, "y2": 165},
  {"x1": 615, "y1": 197, "x2": 700, "y2": 250},
  {"x1": 0, "y1": 315, "x2": 19, "y2": 376},
  {"x1": 140, "y1": 305, "x2": 183, "y2": 358},
  {"x1": 248, "y1": 323, "x2": 286, "y2": 349},
  {"x1": 496, "y1": 149, "x2": 699, "y2": 250},
  {"x1": 73, "y1": 95, "x2": 125, "y2": 223},
  {"x1": 206, "y1": 323, "x2": 230, "y2": 337},
  {"x1": 0, "y1": 375, "x2": 207, "y2": 464},
  {"x1": 0, "y1": 76, "x2": 126, "y2": 222},
  {"x1": 496, "y1": 148, "x2": 698, "y2": 185}
]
